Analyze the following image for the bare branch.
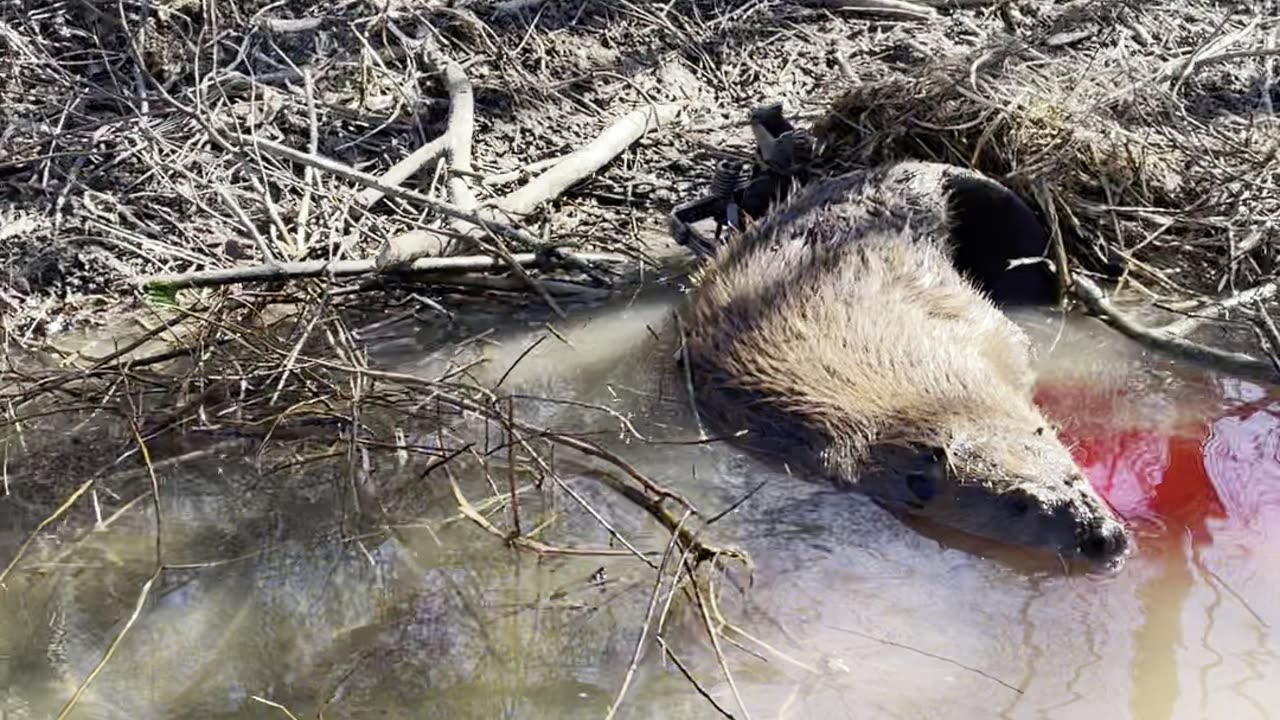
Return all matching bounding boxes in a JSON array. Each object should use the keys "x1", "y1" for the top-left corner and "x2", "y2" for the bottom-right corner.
[
  {"x1": 134, "y1": 250, "x2": 627, "y2": 290},
  {"x1": 1072, "y1": 275, "x2": 1278, "y2": 380}
]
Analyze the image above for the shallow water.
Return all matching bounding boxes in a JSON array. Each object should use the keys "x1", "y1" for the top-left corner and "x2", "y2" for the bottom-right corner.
[{"x1": 1, "y1": 288, "x2": 1278, "y2": 719}]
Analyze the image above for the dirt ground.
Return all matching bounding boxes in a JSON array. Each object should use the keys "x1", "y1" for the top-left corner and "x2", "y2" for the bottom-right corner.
[
  {"x1": 1, "y1": 0, "x2": 1277, "y2": 367},
  {"x1": 0, "y1": 0, "x2": 1102, "y2": 337}
]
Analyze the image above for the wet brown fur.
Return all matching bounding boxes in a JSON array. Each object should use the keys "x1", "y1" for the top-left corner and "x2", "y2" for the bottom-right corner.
[{"x1": 682, "y1": 162, "x2": 1129, "y2": 567}]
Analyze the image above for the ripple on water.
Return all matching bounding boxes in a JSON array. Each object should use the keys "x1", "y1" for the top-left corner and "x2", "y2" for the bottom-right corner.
[{"x1": 4, "y1": 299, "x2": 1280, "y2": 719}]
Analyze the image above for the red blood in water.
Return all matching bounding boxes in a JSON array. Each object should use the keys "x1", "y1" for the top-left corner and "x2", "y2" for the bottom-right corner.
[
  {"x1": 1032, "y1": 382, "x2": 1280, "y2": 547},
  {"x1": 1067, "y1": 426, "x2": 1223, "y2": 542}
]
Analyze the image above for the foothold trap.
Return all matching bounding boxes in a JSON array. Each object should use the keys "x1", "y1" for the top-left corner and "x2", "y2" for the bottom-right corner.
[{"x1": 669, "y1": 103, "x2": 814, "y2": 256}]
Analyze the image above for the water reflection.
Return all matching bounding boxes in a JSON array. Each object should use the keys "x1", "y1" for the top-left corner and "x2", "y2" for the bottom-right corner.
[
  {"x1": 0, "y1": 297, "x2": 1278, "y2": 719},
  {"x1": 1028, "y1": 315, "x2": 1279, "y2": 720}
]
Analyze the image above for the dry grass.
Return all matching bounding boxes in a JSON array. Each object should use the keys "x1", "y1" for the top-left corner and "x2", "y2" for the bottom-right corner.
[
  {"x1": 0, "y1": 0, "x2": 1006, "y2": 337},
  {"x1": 4, "y1": 1, "x2": 1272, "y2": 347},
  {"x1": 814, "y1": 0, "x2": 1280, "y2": 326}
]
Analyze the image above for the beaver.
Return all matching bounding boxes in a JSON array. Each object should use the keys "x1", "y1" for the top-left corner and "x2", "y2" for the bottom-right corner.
[{"x1": 681, "y1": 160, "x2": 1131, "y2": 570}]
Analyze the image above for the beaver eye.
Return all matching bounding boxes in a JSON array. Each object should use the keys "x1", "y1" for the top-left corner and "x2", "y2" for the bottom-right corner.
[
  {"x1": 1008, "y1": 496, "x2": 1030, "y2": 517},
  {"x1": 907, "y1": 472, "x2": 935, "y2": 503}
]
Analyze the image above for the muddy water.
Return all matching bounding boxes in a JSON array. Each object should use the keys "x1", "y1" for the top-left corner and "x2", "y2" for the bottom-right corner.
[{"x1": 1, "y1": 288, "x2": 1278, "y2": 719}]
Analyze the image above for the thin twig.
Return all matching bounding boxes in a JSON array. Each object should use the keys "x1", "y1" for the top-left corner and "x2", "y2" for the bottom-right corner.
[
  {"x1": 1251, "y1": 299, "x2": 1280, "y2": 375},
  {"x1": 215, "y1": 185, "x2": 279, "y2": 264},
  {"x1": 294, "y1": 67, "x2": 319, "y2": 259},
  {"x1": 448, "y1": 473, "x2": 640, "y2": 557},
  {"x1": 0, "y1": 477, "x2": 95, "y2": 586},
  {"x1": 1158, "y1": 279, "x2": 1280, "y2": 337},
  {"x1": 56, "y1": 415, "x2": 165, "y2": 720},
  {"x1": 604, "y1": 510, "x2": 692, "y2": 720},
  {"x1": 691, "y1": 567, "x2": 753, "y2": 720},
  {"x1": 228, "y1": 133, "x2": 540, "y2": 248},
  {"x1": 656, "y1": 637, "x2": 738, "y2": 719},
  {"x1": 827, "y1": 624, "x2": 1024, "y2": 695}
]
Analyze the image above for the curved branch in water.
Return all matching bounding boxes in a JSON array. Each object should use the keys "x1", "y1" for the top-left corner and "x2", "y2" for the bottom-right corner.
[{"x1": 1071, "y1": 275, "x2": 1279, "y2": 382}]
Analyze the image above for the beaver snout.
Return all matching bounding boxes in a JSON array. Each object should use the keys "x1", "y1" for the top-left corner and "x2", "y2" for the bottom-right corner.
[{"x1": 1076, "y1": 516, "x2": 1129, "y2": 566}]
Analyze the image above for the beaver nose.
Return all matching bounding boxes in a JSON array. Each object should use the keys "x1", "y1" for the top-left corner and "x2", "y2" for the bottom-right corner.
[{"x1": 1078, "y1": 519, "x2": 1129, "y2": 562}]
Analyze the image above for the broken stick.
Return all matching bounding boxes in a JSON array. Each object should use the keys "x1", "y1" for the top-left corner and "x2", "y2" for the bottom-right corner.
[
  {"x1": 229, "y1": 133, "x2": 541, "y2": 250},
  {"x1": 497, "y1": 102, "x2": 684, "y2": 218},
  {"x1": 135, "y1": 250, "x2": 629, "y2": 291},
  {"x1": 376, "y1": 102, "x2": 685, "y2": 269},
  {"x1": 357, "y1": 28, "x2": 475, "y2": 213}
]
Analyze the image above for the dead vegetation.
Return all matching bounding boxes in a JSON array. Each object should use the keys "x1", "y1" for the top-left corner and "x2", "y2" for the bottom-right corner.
[
  {"x1": 814, "y1": 0, "x2": 1280, "y2": 369},
  {"x1": 1, "y1": 0, "x2": 1278, "y2": 716}
]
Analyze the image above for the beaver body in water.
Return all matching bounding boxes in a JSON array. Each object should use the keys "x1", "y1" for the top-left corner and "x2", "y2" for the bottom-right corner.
[{"x1": 682, "y1": 161, "x2": 1130, "y2": 569}]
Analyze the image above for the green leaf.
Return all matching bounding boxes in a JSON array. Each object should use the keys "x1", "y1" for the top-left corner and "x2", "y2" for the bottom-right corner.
[{"x1": 143, "y1": 282, "x2": 178, "y2": 306}]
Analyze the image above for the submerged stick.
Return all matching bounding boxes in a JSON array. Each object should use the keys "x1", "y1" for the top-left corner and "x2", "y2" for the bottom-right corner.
[
  {"x1": 605, "y1": 511, "x2": 691, "y2": 720},
  {"x1": 0, "y1": 477, "x2": 96, "y2": 586},
  {"x1": 1072, "y1": 275, "x2": 1278, "y2": 379},
  {"x1": 56, "y1": 566, "x2": 162, "y2": 720},
  {"x1": 448, "y1": 474, "x2": 640, "y2": 557},
  {"x1": 56, "y1": 416, "x2": 166, "y2": 720}
]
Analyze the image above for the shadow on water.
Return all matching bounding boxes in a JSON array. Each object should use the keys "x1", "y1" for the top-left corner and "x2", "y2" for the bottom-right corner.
[{"x1": 2, "y1": 289, "x2": 1279, "y2": 719}]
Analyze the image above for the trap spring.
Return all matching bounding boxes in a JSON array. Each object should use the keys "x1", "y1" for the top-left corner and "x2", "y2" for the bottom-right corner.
[{"x1": 669, "y1": 103, "x2": 815, "y2": 257}]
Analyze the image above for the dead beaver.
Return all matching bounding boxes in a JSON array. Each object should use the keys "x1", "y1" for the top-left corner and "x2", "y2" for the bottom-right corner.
[{"x1": 681, "y1": 161, "x2": 1131, "y2": 570}]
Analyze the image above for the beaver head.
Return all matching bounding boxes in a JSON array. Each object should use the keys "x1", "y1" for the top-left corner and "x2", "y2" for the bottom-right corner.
[
  {"x1": 696, "y1": 307, "x2": 1133, "y2": 571},
  {"x1": 843, "y1": 416, "x2": 1129, "y2": 570},
  {"x1": 796, "y1": 300, "x2": 1131, "y2": 570}
]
